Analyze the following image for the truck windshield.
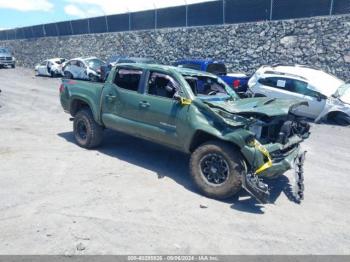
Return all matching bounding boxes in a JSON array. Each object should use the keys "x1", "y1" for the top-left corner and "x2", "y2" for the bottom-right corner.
[
  {"x1": 0, "y1": 48, "x2": 9, "y2": 53},
  {"x1": 183, "y1": 75, "x2": 239, "y2": 101}
]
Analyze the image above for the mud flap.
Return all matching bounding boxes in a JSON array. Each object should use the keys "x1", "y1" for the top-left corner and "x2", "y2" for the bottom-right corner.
[{"x1": 241, "y1": 172, "x2": 270, "y2": 204}]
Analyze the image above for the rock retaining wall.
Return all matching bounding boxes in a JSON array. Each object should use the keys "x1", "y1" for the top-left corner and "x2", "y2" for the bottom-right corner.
[{"x1": 1, "y1": 15, "x2": 350, "y2": 80}]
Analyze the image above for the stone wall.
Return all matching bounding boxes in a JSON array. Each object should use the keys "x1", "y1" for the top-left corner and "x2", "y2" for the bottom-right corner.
[{"x1": 1, "y1": 14, "x2": 350, "y2": 80}]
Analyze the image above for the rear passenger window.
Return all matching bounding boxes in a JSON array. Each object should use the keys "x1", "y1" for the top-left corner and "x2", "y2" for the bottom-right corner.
[
  {"x1": 258, "y1": 77, "x2": 279, "y2": 87},
  {"x1": 114, "y1": 69, "x2": 142, "y2": 92}
]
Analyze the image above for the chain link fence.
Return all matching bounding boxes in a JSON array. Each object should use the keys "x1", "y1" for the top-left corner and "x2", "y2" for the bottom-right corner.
[{"x1": 0, "y1": 0, "x2": 349, "y2": 40}]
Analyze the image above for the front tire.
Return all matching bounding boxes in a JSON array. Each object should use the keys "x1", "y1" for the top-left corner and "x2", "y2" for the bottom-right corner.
[
  {"x1": 89, "y1": 73, "x2": 99, "y2": 82},
  {"x1": 190, "y1": 140, "x2": 245, "y2": 200},
  {"x1": 73, "y1": 109, "x2": 104, "y2": 149},
  {"x1": 64, "y1": 71, "x2": 73, "y2": 79},
  {"x1": 11, "y1": 64, "x2": 15, "y2": 69}
]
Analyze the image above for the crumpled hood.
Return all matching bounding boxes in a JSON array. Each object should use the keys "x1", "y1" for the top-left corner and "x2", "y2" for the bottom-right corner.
[{"x1": 205, "y1": 97, "x2": 307, "y2": 117}]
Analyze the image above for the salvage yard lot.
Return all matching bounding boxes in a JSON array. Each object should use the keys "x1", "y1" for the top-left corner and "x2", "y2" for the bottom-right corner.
[{"x1": 0, "y1": 68, "x2": 350, "y2": 255}]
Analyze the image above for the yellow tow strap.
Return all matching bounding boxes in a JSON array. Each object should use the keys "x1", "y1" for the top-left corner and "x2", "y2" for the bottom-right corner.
[{"x1": 254, "y1": 140, "x2": 273, "y2": 175}]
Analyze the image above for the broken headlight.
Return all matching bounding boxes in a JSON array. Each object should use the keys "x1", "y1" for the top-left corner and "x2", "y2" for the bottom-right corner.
[{"x1": 248, "y1": 122, "x2": 263, "y2": 139}]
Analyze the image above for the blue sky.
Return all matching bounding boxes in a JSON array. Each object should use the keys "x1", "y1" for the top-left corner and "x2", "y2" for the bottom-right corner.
[{"x1": 0, "y1": 0, "x2": 213, "y2": 29}]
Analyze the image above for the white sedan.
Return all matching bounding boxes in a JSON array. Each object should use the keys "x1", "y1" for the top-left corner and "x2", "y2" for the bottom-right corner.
[
  {"x1": 63, "y1": 57, "x2": 105, "y2": 82},
  {"x1": 248, "y1": 65, "x2": 350, "y2": 125},
  {"x1": 35, "y1": 58, "x2": 66, "y2": 77}
]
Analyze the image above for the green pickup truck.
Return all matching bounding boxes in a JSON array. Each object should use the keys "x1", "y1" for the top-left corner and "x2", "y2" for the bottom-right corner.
[{"x1": 60, "y1": 63, "x2": 310, "y2": 203}]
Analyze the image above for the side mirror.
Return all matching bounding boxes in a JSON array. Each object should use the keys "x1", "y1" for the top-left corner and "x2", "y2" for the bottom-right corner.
[
  {"x1": 315, "y1": 93, "x2": 323, "y2": 102},
  {"x1": 174, "y1": 93, "x2": 192, "y2": 106}
]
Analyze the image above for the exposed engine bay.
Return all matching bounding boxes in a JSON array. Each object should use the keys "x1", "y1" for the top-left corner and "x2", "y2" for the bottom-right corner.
[{"x1": 213, "y1": 108, "x2": 310, "y2": 204}]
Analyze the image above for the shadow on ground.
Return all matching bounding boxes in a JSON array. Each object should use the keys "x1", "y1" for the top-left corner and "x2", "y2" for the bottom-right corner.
[{"x1": 58, "y1": 130, "x2": 298, "y2": 214}]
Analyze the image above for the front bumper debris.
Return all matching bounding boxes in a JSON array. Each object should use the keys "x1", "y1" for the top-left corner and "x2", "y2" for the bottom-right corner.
[{"x1": 241, "y1": 138, "x2": 306, "y2": 204}]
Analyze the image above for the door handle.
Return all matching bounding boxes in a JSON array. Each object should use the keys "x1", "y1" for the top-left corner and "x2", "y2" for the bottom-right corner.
[
  {"x1": 139, "y1": 101, "x2": 150, "y2": 108},
  {"x1": 106, "y1": 94, "x2": 117, "y2": 102}
]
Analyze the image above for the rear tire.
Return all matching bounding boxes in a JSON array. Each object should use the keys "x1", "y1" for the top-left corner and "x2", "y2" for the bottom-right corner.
[
  {"x1": 190, "y1": 140, "x2": 245, "y2": 200},
  {"x1": 73, "y1": 109, "x2": 104, "y2": 149}
]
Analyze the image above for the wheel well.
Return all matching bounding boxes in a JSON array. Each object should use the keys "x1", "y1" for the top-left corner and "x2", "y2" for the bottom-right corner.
[
  {"x1": 189, "y1": 131, "x2": 217, "y2": 152},
  {"x1": 326, "y1": 111, "x2": 345, "y2": 120},
  {"x1": 189, "y1": 131, "x2": 241, "y2": 153},
  {"x1": 70, "y1": 99, "x2": 91, "y2": 117}
]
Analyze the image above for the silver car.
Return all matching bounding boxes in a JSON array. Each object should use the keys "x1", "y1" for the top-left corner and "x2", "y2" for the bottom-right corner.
[
  {"x1": 35, "y1": 58, "x2": 66, "y2": 77},
  {"x1": 248, "y1": 65, "x2": 350, "y2": 125},
  {"x1": 63, "y1": 57, "x2": 105, "y2": 82}
]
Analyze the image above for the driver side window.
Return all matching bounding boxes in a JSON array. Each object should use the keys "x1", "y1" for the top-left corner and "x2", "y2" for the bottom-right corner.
[
  {"x1": 147, "y1": 72, "x2": 179, "y2": 99},
  {"x1": 77, "y1": 61, "x2": 85, "y2": 68}
]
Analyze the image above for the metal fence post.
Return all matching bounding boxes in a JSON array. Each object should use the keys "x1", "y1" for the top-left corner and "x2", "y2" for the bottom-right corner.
[
  {"x1": 185, "y1": 1, "x2": 188, "y2": 27},
  {"x1": 70, "y1": 20, "x2": 74, "y2": 35},
  {"x1": 270, "y1": 0, "x2": 274, "y2": 20},
  {"x1": 105, "y1": 15, "x2": 109, "y2": 32},
  {"x1": 223, "y1": 0, "x2": 226, "y2": 24},
  {"x1": 129, "y1": 12, "x2": 131, "y2": 31},
  {"x1": 42, "y1": 24, "x2": 46, "y2": 36},
  {"x1": 88, "y1": 19, "x2": 91, "y2": 34},
  {"x1": 330, "y1": 0, "x2": 334, "y2": 15},
  {"x1": 55, "y1": 23, "x2": 59, "y2": 37},
  {"x1": 30, "y1": 26, "x2": 34, "y2": 38},
  {"x1": 155, "y1": 8, "x2": 157, "y2": 30}
]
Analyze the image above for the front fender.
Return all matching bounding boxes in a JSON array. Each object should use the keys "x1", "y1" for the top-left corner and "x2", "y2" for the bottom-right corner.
[{"x1": 315, "y1": 99, "x2": 350, "y2": 123}]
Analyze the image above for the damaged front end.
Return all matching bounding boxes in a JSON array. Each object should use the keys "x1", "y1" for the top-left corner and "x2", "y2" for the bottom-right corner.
[{"x1": 215, "y1": 102, "x2": 310, "y2": 203}]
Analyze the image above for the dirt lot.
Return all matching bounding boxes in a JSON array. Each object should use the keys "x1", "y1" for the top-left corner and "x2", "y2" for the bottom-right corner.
[{"x1": 0, "y1": 67, "x2": 349, "y2": 255}]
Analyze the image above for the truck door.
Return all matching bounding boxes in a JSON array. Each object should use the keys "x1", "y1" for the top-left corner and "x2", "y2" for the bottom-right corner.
[
  {"x1": 101, "y1": 67, "x2": 150, "y2": 137},
  {"x1": 136, "y1": 71, "x2": 188, "y2": 148}
]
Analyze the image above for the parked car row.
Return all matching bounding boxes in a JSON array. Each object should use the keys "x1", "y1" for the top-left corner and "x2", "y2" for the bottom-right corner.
[{"x1": 34, "y1": 55, "x2": 350, "y2": 125}]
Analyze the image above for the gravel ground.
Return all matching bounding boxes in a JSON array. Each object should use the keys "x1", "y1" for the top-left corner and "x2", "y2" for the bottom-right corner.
[{"x1": 0, "y1": 67, "x2": 349, "y2": 255}]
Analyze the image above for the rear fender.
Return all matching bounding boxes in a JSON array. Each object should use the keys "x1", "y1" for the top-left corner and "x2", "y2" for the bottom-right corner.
[{"x1": 69, "y1": 95, "x2": 102, "y2": 125}]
